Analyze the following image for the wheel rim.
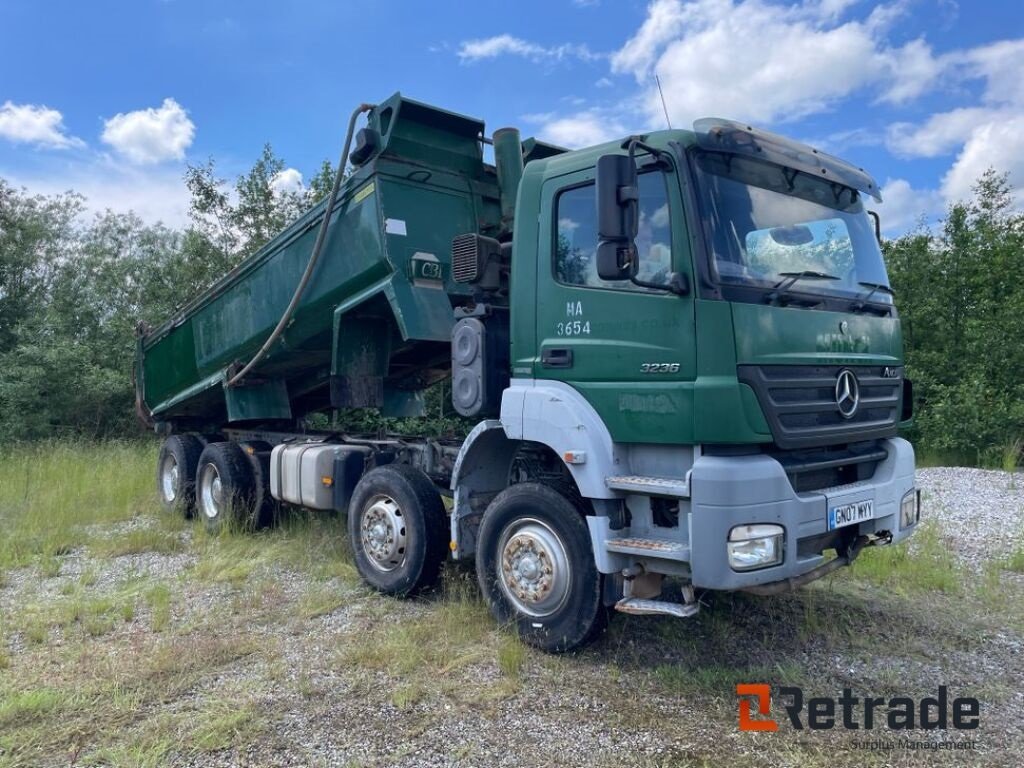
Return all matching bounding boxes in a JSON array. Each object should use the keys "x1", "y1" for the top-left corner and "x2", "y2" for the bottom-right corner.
[
  {"x1": 497, "y1": 517, "x2": 571, "y2": 618},
  {"x1": 160, "y1": 454, "x2": 179, "y2": 503},
  {"x1": 199, "y1": 463, "x2": 224, "y2": 520},
  {"x1": 360, "y1": 495, "x2": 407, "y2": 572}
]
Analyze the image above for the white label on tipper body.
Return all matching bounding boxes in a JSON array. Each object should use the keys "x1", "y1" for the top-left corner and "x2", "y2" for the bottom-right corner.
[{"x1": 385, "y1": 218, "x2": 407, "y2": 236}]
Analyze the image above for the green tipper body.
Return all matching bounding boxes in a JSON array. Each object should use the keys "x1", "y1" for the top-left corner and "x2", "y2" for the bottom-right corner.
[{"x1": 139, "y1": 94, "x2": 504, "y2": 425}]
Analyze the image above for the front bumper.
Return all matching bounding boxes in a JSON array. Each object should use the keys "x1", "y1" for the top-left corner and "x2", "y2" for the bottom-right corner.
[{"x1": 688, "y1": 437, "x2": 917, "y2": 590}]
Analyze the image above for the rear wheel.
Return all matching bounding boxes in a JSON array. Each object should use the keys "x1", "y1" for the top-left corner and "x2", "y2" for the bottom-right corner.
[
  {"x1": 348, "y1": 464, "x2": 448, "y2": 597},
  {"x1": 476, "y1": 483, "x2": 606, "y2": 653},
  {"x1": 239, "y1": 441, "x2": 276, "y2": 528},
  {"x1": 195, "y1": 442, "x2": 256, "y2": 534},
  {"x1": 156, "y1": 435, "x2": 203, "y2": 516}
]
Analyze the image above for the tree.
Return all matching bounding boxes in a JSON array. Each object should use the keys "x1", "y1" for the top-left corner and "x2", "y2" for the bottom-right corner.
[
  {"x1": 885, "y1": 169, "x2": 1024, "y2": 460},
  {"x1": 185, "y1": 145, "x2": 335, "y2": 261}
]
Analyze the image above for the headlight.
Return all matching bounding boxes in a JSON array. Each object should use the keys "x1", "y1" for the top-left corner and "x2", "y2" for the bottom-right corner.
[
  {"x1": 900, "y1": 489, "x2": 920, "y2": 528},
  {"x1": 727, "y1": 524, "x2": 784, "y2": 571}
]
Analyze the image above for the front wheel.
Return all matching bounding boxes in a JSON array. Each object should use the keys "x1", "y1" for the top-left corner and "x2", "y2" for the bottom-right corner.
[{"x1": 476, "y1": 483, "x2": 606, "y2": 653}]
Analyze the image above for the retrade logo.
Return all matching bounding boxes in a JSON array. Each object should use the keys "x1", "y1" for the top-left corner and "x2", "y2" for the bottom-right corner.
[
  {"x1": 737, "y1": 684, "x2": 778, "y2": 732},
  {"x1": 835, "y1": 369, "x2": 860, "y2": 419},
  {"x1": 737, "y1": 685, "x2": 981, "y2": 732}
]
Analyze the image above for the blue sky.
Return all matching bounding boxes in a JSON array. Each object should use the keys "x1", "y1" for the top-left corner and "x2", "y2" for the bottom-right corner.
[{"x1": 1, "y1": 0, "x2": 1021, "y2": 234}]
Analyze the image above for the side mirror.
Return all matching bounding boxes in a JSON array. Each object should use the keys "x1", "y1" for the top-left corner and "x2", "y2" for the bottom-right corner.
[{"x1": 596, "y1": 154, "x2": 639, "y2": 241}]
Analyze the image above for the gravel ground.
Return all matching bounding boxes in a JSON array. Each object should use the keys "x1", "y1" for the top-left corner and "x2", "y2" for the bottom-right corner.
[
  {"x1": 916, "y1": 467, "x2": 1024, "y2": 567},
  {"x1": 2, "y1": 466, "x2": 1023, "y2": 767}
]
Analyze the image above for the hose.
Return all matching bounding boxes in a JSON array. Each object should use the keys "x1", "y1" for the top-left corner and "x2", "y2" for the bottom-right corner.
[{"x1": 227, "y1": 102, "x2": 374, "y2": 387}]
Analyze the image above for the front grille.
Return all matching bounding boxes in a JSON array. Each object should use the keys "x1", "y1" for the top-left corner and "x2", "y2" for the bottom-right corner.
[{"x1": 738, "y1": 365, "x2": 902, "y2": 450}]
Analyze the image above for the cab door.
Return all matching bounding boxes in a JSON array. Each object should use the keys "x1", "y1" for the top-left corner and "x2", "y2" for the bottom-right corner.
[{"x1": 533, "y1": 160, "x2": 697, "y2": 443}]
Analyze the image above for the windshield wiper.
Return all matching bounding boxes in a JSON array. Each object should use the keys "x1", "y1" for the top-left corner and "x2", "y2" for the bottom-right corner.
[
  {"x1": 852, "y1": 281, "x2": 895, "y2": 313},
  {"x1": 767, "y1": 271, "x2": 840, "y2": 305}
]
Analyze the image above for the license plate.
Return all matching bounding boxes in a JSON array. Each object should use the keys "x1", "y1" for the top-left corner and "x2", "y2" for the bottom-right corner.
[{"x1": 828, "y1": 500, "x2": 874, "y2": 530}]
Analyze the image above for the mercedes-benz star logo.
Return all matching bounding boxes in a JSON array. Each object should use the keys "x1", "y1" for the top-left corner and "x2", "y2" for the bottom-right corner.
[{"x1": 835, "y1": 369, "x2": 860, "y2": 419}]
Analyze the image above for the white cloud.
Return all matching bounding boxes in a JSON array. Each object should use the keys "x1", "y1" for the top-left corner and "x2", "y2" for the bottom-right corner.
[
  {"x1": 877, "y1": 38, "x2": 946, "y2": 105},
  {"x1": 0, "y1": 101, "x2": 82, "y2": 149},
  {"x1": 269, "y1": 167, "x2": 303, "y2": 195},
  {"x1": 537, "y1": 110, "x2": 627, "y2": 148},
  {"x1": 101, "y1": 98, "x2": 195, "y2": 164},
  {"x1": 875, "y1": 178, "x2": 944, "y2": 235},
  {"x1": 887, "y1": 107, "x2": 1001, "y2": 159},
  {"x1": 5, "y1": 160, "x2": 192, "y2": 227},
  {"x1": 883, "y1": 37, "x2": 1024, "y2": 207},
  {"x1": 610, "y1": 0, "x2": 943, "y2": 127},
  {"x1": 457, "y1": 34, "x2": 600, "y2": 63},
  {"x1": 961, "y1": 38, "x2": 1024, "y2": 107},
  {"x1": 940, "y1": 115, "x2": 1024, "y2": 204},
  {"x1": 595, "y1": 77, "x2": 613, "y2": 88}
]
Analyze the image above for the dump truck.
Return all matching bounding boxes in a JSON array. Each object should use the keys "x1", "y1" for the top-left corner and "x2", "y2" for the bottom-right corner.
[{"x1": 136, "y1": 93, "x2": 920, "y2": 651}]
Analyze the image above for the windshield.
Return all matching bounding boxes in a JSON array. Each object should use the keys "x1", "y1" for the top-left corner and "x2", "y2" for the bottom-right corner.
[{"x1": 692, "y1": 149, "x2": 891, "y2": 303}]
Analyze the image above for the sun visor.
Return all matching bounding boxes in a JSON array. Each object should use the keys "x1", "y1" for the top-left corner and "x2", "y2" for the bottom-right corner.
[{"x1": 693, "y1": 117, "x2": 882, "y2": 202}]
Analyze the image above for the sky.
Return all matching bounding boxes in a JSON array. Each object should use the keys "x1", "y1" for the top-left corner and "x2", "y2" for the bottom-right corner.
[{"x1": 1, "y1": 0, "x2": 1022, "y2": 235}]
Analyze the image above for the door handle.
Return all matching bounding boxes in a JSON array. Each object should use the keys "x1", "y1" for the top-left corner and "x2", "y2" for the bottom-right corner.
[{"x1": 541, "y1": 348, "x2": 573, "y2": 368}]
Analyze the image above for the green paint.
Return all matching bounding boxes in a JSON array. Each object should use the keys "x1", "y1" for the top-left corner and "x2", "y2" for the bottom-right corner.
[
  {"x1": 140, "y1": 94, "x2": 905, "y2": 451},
  {"x1": 141, "y1": 93, "x2": 500, "y2": 424},
  {"x1": 223, "y1": 379, "x2": 292, "y2": 422}
]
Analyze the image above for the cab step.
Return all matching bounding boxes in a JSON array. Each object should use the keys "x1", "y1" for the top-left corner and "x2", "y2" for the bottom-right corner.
[
  {"x1": 614, "y1": 597, "x2": 699, "y2": 618},
  {"x1": 606, "y1": 537, "x2": 690, "y2": 562},
  {"x1": 605, "y1": 474, "x2": 690, "y2": 498}
]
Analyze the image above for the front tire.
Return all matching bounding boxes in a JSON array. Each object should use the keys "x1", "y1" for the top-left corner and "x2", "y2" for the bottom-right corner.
[
  {"x1": 195, "y1": 442, "x2": 256, "y2": 534},
  {"x1": 157, "y1": 435, "x2": 204, "y2": 516},
  {"x1": 348, "y1": 464, "x2": 448, "y2": 597},
  {"x1": 476, "y1": 483, "x2": 606, "y2": 653}
]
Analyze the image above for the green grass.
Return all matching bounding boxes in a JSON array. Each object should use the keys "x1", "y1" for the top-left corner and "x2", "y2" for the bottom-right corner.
[
  {"x1": 1006, "y1": 529, "x2": 1024, "y2": 574},
  {"x1": 0, "y1": 441, "x2": 159, "y2": 573},
  {"x1": 90, "y1": 525, "x2": 186, "y2": 558},
  {"x1": 188, "y1": 698, "x2": 266, "y2": 752},
  {"x1": 13, "y1": 585, "x2": 141, "y2": 643},
  {"x1": 145, "y1": 583, "x2": 173, "y2": 631},
  {"x1": 336, "y1": 571, "x2": 502, "y2": 683},
  {"x1": 0, "y1": 631, "x2": 262, "y2": 766},
  {"x1": 850, "y1": 520, "x2": 963, "y2": 594},
  {"x1": 189, "y1": 512, "x2": 357, "y2": 588}
]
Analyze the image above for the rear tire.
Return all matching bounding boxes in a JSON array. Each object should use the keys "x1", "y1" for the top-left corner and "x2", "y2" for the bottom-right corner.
[
  {"x1": 348, "y1": 464, "x2": 448, "y2": 597},
  {"x1": 194, "y1": 442, "x2": 256, "y2": 534},
  {"x1": 476, "y1": 483, "x2": 606, "y2": 653},
  {"x1": 157, "y1": 435, "x2": 204, "y2": 517},
  {"x1": 239, "y1": 441, "x2": 276, "y2": 528}
]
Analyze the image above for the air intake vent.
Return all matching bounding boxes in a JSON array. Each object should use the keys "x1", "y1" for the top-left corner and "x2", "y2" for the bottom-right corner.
[
  {"x1": 452, "y1": 233, "x2": 482, "y2": 284},
  {"x1": 451, "y1": 233, "x2": 502, "y2": 289}
]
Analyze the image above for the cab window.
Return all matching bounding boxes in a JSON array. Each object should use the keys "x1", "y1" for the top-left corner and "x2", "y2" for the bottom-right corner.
[{"x1": 555, "y1": 171, "x2": 672, "y2": 291}]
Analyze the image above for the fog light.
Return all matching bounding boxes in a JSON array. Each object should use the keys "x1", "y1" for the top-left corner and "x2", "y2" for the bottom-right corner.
[
  {"x1": 727, "y1": 524, "x2": 784, "y2": 571},
  {"x1": 900, "y1": 489, "x2": 920, "y2": 528}
]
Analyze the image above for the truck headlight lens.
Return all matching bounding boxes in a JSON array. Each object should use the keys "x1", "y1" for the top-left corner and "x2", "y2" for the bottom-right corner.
[
  {"x1": 727, "y1": 524, "x2": 784, "y2": 571},
  {"x1": 900, "y1": 489, "x2": 920, "y2": 528}
]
